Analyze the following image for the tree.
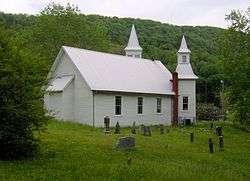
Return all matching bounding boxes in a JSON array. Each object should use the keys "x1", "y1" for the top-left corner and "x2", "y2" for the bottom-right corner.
[
  {"x1": 221, "y1": 8, "x2": 250, "y2": 125},
  {"x1": 0, "y1": 25, "x2": 49, "y2": 160},
  {"x1": 18, "y1": 3, "x2": 111, "y2": 73}
]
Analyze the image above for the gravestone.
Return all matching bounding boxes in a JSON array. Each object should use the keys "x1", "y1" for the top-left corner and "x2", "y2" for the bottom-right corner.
[
  {"x1": 190, "y1": 132, "x2": 194, "y2": 143},
  {"x1": 140, "y1": 125, "x2": 152, "y2": 136},
  {"x1": 104, "y1": 116, "x2": 111, "y2": 134},
  {"x1": 208, "y1": 138, "x2": 214, "y2": 153},
  {"x1": 142, "y1": 126, "x2": 151, "y2": 136},
  {"x1": 131, "y1": 121, "x2": 136, "y2": 134},
  {"x1": 210, "y1": 122, "x2": 214, "y2": 129},
  {"x1": 114, "y1": 122, "x2": 120, "y2": 134},
  {"x1": 116, "y1": 137, "x2": 135, "y2": 149},
  {"x1": 218, "y1": 136, "x2": 224, "y2": 151},
  {"x1": 216, "y1": 126, "x2": 223, "y2": 136},
  {"x1": 159, "y1": 124, "x2": 164, "y2": 134}
]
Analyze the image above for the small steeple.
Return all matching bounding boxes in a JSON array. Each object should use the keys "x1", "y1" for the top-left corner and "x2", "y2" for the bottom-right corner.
[
  {"x1": 176, "y1": 35, "x2": 198, "y2": 79},
  {"x1": 178, "y1": 35, "x2": 191, "y2": 53},
  {"x1": 124, "y1": 24, "x2": 142, "y2": 58}
]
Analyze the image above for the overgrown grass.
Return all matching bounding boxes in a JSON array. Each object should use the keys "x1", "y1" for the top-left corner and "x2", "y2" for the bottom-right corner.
[{"x1": 0, "y1": 121, "x2": 250, "y2": 180}]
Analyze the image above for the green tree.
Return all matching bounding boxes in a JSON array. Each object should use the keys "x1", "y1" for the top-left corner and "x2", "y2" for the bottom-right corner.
[
  {"x1": 0, "y1": 25, "x2": 49, "y2": 160},
  {"x1": 19, "y1": 3, "x2": 111, "y2": 72},
  {"x1": 221, "y1": 8, "x2": 250, "y2": 125}
]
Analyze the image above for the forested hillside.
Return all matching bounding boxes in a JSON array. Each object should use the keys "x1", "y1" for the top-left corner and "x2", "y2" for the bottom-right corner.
[{"x1": 0, "y1": 5, "x2": 225, "y2": 105}]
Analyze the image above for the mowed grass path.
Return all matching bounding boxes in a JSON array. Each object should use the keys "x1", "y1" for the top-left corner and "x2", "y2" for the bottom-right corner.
[{"x1": 0, "y1": 121, "x2": 250, "y2": 181}]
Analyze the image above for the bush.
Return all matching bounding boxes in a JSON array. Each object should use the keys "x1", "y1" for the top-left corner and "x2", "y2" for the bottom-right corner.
[
  {"x1": 0, "y1": 26, "x2": 49, "y2": 160},
  {"x1": 197, "y1": 103, "x2": 222, "y2": 120}
]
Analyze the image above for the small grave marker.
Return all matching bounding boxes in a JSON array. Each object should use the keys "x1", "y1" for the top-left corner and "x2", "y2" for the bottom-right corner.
[
  {"x1": 190, "y1": 132, "x2": 194, "y2": 143},
  {"x1": 218, "y1": 136, "x2": 224, "y2": 151},
  {"x1": 142, "y1": 125, "x2": 151, "y2": 136},
  {"x1": 131, "y1": 121, "x2": 136, "y2": 134},
  {"x1": 116, "y1": 137, "x2": 135, "y2": 149},
  {"x1": 208, "y1": 138, "x2": 214, "y2": 153},
  {"x1": 104, "y1": 116, "x2": 111, "y2": 134},
  {"x1": 210, "y1": 122, "x2": 214, "y2": 129},
  {"x1": 216, "y1": 126, "x2": 223, "y2": 136},
  {"x1": 114, "y1": 122, "x2": 120, "y2": 134}
]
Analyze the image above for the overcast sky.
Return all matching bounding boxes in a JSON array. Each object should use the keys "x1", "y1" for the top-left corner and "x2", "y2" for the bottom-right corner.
[{"x1": 0, "y1": 0, "x2": 249, "y2": 28}]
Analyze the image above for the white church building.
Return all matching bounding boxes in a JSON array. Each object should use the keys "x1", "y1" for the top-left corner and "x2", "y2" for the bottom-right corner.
[{"x1": 44, "y1": 25, "x2": 198, "y2": 127}]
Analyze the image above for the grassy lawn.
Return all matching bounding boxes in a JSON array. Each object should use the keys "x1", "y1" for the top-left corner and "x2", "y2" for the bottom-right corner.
[{"x1": 0, "y1": 121, "x2": 250, "y2": 181}]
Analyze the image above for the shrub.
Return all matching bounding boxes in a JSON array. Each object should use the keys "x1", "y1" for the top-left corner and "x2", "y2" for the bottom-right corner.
[
  {"x1": 197, "y1": 103, "x2": 222, "y2": 120},
  {"x1": 0, "y1": 26, "x2": 49, "y2": 160}
]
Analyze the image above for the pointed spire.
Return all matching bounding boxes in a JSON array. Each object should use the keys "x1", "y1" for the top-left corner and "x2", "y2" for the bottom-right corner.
[
  {"x1": 178, "y1": 35, "x2": 191, "y2": 53},
  {"x1": 125, "y1": 24, "x2": 142, "y2": 51}
]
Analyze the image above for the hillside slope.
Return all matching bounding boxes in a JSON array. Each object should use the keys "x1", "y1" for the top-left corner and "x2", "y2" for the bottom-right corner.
[
  {"x1": 0, "y1": 12, "x2": 225, "y2": 104},
  {"x1": 0, "y1": 121, "x2": 249, "y2": 180}
]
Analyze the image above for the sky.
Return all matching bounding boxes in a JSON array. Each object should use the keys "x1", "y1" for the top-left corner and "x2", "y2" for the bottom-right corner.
[{"x1": 0, "y1": 0, "x2": 249, "y2": 28}]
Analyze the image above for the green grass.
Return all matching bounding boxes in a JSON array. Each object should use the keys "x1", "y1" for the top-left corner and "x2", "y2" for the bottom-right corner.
[{"x1": 0, "y1": 121, "x2": 250, "y2": 181}]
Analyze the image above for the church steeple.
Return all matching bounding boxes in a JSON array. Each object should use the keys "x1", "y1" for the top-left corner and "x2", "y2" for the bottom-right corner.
[
  {"x1": 176, "y1": 35, "x2": 198, "y2": 79},
  {"x1": 124, "y1": 24, "x2": 142, "y2": 58},
  {"x1": 177, "y1": 35, "x2": 191, "y2": 64}
]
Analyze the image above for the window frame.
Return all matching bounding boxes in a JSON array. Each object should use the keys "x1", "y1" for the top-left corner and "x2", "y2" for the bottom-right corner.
[
  {"x1": 182, "y1": 96, "x2": 189, "y2": 110},
  {"x1": 156, "y1": 98, "x2": 162, "y2": 113},
  {"x1": 137, "y1": 97, "x2": 143, "y2": 114},
  {"x1": 115, "y1": 96, "x2": 122, "y2": 115},
  {"x1": 182, "y1": 55, "x2": 187, "y2": 63}
]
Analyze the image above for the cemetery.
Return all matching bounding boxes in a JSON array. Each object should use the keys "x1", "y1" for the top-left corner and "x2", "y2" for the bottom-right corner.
[{"x1": 0, "y1": 120, "x2": 249, "y2": 180}]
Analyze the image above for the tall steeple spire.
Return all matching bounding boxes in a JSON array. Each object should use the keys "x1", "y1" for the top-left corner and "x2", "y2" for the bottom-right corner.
[
  {"x1": 178, "y1": 35, "x2": 191, "y2": 53},
  {"x1": 124, "y1": 24, "x2": 142, "y2": 58},
  {"x1": 176, "y1": 35, "x2": 198, "y2": 79}
]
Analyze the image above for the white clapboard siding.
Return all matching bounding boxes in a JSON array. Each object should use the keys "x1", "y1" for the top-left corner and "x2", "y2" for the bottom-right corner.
[
  {"x1": 178, "y1": 79, "x2": 196, "y2": 121},
  {"x1": 93, "y1": 93, "x2": 172, "y2": 127}
]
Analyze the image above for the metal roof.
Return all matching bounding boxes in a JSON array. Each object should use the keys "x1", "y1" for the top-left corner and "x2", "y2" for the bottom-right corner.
[
  {"x1": 46, "y1": 75, "x2": 73, "y2": 92},
  {"x1": 176, "y1": 63, "x2": 198, "y2": 79},
  {"x1": 62, "y1": 46, "x2": 174, "y2": 95}
]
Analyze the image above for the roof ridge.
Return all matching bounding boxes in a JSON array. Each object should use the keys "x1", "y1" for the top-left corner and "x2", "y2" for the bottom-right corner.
[{"x1": 62, "y1": 45, "x2": 155, "y2": 63}]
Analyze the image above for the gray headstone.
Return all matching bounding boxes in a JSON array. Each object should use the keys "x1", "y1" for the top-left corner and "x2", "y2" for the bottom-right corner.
[{"x1": 116, "y1": 137, "x2": 135, "y2": 149}]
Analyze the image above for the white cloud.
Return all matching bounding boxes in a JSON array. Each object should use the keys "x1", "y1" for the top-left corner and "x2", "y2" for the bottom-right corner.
[{"x1": 0, "y1": 0, "x2": 249, "y2": 27}]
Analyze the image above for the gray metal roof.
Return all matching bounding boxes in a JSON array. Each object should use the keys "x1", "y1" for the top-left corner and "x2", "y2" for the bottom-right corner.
[
  {"x1": 46, "y1": 75, "x2": 74, "y2": 92},
  {"x1": 176, "y1": 63, "x2": 198, "y2": 79},
  {"x1": 62, "y1": 46, "x2": 174, "y2": 95}
]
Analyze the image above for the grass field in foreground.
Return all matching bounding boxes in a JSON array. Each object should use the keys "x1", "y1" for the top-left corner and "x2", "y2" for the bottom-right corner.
[{"x1": 0, "y1": 121, "x2": 250, "y2": 181}]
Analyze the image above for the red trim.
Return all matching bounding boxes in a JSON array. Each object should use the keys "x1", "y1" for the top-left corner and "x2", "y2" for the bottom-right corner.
[{"x1": 172, "y1": 72, "x2": 178, "y2": 125}]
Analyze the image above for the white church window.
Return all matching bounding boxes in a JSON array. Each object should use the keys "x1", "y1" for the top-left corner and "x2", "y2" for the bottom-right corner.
[
  {"x1": 182, "y1": 55, "x2": 187, "y2": 62},
  {"x1": 183, "y1": 96, "x2": 188, "y2": 110},
  {"x1": 137, "y1": 97, "x2": 143, "y2": 114},
  {"x1": 156, "y1": 98, "x2": 162, "y2": 113},
  {"x1": 115, "y1": 96, "x2": 122, "y2": 115}
]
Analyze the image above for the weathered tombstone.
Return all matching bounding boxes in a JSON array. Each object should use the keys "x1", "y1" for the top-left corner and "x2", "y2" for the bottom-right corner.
[
  {"x1": 210, "y1": 122, "x2": 214, "y2": 129},
  {"x1": 116, "y1": 137, "x2": 135, "y2": 149},
  {"x1": 216, "y1": 126, "x2": 223, "y2": 136},
  {"x1": 104, "y1": 116, "x2": 111, "y2": 134},
  {"x1": 114, "y1": 122, "x2": 120, "y2": 134},
  {"x1": 159, "y1": 124, "x2": 164, "y2": 134},
  {"x1": 218, "y1": 136, "x2": 224, "y2": 151},
  {"x1": 208, "y1": 138, "x2": 214, "y2": 153},
  {"x1": 190, "y1": 132, "x2": 194, "y2": 143},
  {"x1": 131, "y1": 121, "x2": 136, "y2": 134},
  {"x1": 142, "y1": 126, "x2": 151, "y2": 136}
]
